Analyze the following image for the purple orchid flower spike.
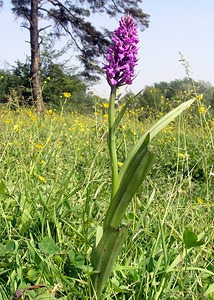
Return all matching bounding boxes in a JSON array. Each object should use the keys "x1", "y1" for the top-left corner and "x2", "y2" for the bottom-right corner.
[{"x1": 104, "y1": 13, "x2": 139, "y2": 87}]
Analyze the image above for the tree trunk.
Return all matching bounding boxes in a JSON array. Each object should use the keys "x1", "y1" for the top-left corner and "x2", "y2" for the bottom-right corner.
[{"x1": 30, "y1": 0, "x2": 44, "y2": 113}]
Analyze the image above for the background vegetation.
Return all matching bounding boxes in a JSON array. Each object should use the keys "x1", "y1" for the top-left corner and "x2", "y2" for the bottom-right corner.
[
  {"x1": 1, "y1": 54, "x2": 214, "y2": 115},
  {"x1": 0, "y1": 88, "x2": 213, "y2": 298}
]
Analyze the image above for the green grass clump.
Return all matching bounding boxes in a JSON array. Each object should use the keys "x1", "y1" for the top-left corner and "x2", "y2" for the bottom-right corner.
[{"x1": 0, "y1": 104, "x2": 213, "y2": 299}]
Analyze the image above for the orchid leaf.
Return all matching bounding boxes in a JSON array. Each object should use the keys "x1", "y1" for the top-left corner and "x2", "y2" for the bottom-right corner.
[
  {"x1": 119, "y1": 98, "x2": 195, "y2": 181},
  {"x1": 91, "y1": 226, "x2": 128, "y2": 298},
  {"x1": 104, "y1": 134, "x2": 154, "y2": 229}
]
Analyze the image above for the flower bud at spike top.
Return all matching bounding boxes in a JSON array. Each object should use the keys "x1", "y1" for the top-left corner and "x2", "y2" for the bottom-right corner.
[{"x1": 104, "y1": 13, "x2": 139, "y2": 88}]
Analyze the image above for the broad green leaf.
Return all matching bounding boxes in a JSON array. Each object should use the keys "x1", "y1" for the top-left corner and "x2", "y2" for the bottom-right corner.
[
  {"x1": 91, "y1": 225, "x2": 127, "y2": 298},
  {"x1": 119, "y1": 98, "x2": 195, "y2": 181},
  {"x1": 68, "y1": 249, "x2": 75, "y2": 261},
  {"x1": 167, "y1": 232, "x2": 205, "y2": 272},
  {"x1": 104, "y1": 134, "x2": 154, "y2": 229},
  {"x1": 75, "y1": 254, "x2": 85, "y2": 266},
  {"x1": 38, "y1": 237, "x2": 60, "y2": 255},
  {"x1": 27, "y1": 269, "x2": 39, "y2": 282},
  {"x1": 183, "y1": 228, "x2": 204, "y2": 249},
  {"x1": 6, "y1": 240, "x2": 17, "y2": 252}
]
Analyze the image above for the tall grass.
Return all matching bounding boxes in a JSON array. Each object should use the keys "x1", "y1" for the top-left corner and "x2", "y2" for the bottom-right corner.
[{"x1": 0, "y1": 101, "x2": 213, "y2": 299}]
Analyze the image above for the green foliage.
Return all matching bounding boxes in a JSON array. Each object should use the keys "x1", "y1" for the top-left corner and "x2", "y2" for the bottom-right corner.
[
  {"x1": 42, "y1": 63, "x2": 83, "y2": 102},
  {"x1": 0, "y1": 68, "x2": 26, "y2": 103},
  {"x1": 133, "y1": 77, "x2": 214, "y2": 117},
  {"x1": 10, "y1": 0, "x2": 149, "y2": 80},
  {"x1": 0, "y1": 59, "x2": 97, "y2": 112},
  {"x1": 38, "y1": 237, "x2": 60, "y2": 256},
  {"x1": 183, "y1": 229, "x2": 204, "y2": 249},
  {"x1": 0, "y1": 99, "x2": 213, "y2": 299}
]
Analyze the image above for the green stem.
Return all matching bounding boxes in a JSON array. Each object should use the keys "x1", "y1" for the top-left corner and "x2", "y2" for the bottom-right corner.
[{"x1": 108, "y1": 86, "x2": 119, "y2": 199}]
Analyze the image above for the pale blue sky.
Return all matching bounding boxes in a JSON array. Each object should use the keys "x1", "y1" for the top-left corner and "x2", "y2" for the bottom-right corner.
[{"x1": 0, "y1": 1, "x2": 214, "y2": 97}]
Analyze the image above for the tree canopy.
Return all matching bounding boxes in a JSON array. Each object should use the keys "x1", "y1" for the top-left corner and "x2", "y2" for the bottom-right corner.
[
  {"x1": 11, "y1": 0, "x2": 150, "y2": 80},
  {"x1": 3, "y1": 0, "x2": 149, "y2": 112}
]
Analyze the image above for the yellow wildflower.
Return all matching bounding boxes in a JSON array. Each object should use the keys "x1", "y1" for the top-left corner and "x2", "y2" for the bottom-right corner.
[
  {"x1": 38, "y1": 175, "x2": 46, "y2": 183},
  {"x1": 33, "y1": 172, "x2": 46, "y2": 183},
  {"x1": 4, "y1": 119, "x2": 11, "y2": 124},
  {"x1": 198, "y1": 105, "x2": 206, "y2": 114},
  {"x1": 25, "y1": 109, "x2": 37, "y2": 121},
  {"x1": 63, "y1": 92, "x2": 71, "y2": 98},
  {"x1": 13, "y1": 125, "x2": 19, "y2": 132},
  {"x1": 196, "y1": 94, "x2": 203, "y2": 101},
  {"x1": 102, "y1": 102, "x2": 109, "y2": 109},
  {"x1": 197, "y1": 197, "x2": 203, "y2": 204},
  {"x1": 35, "y1": 143, "x2": 44, "y2": 149},
  {"x1": 117, "y1": 161, "x2": 123, "y2": 167},
  {"x1": 46, "y1": 109, "x2": 53, "y2": 115}
]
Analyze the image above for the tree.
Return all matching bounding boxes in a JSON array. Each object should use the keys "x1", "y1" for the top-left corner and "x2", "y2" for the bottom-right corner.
[
  {"x1": 0, "y1": 54, "x2": 99, "y2": 112},
  {"x1": 30, "y1": 0, "x2": 43, "y2": 112},
  {"x1": 11, "y1": 0, "x2": 45, "y2": 112},
  {"x1": 10, "y1": 0, "x2": 149, "y2": 112},
  {"x1": 136, "y1": 78, "x2": 214, "y2": 116}
]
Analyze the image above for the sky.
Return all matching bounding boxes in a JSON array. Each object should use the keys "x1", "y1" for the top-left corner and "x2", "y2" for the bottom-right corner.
[{"x1": 0, "y1": 1, "x2": 214, "y2": 98}]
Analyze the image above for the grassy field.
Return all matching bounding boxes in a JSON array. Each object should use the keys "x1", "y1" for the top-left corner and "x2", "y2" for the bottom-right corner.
[{"x1": 0, "y1": 103, "x2": 213, "y2": 299}]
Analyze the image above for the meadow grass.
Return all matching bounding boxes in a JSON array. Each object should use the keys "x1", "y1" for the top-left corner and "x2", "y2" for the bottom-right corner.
[{"x1": 0, "y1": 103, "x2": 213, "y2": 299}]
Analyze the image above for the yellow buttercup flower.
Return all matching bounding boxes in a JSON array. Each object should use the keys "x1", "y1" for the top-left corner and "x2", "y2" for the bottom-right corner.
[
  {"x1": 38, "y1": 175, "x2": 46, "y2": 183},
  {"x1": 198, "y1": 106, "x2": 206, "y2": 114},
  {"x1": 4, "y1": 119, "x2": 11, "y2": 124},
  {"x1": 102, "y1": 102, "x2": 109, "y2": 109},
  {"x1": 46, "y1": 109, "x2": 53, "y2": 115},
  {"x1": 117, "y1": 161, "x2": 123, "y2": 167},
  {"x1": 13, "y1": 125, "x2": 19, "y2": 132},
  {"x1": 33, "y1": 172, "x2": 46, "y2": 183},
  {"x1": 197, "y1": 197, "x2": 203, "y2": 204},
  {"x1": 35, "y1": 143, "x2": 44, "y2": 149},
  {"x1": 63, "y1": 92, "x2": 71, "y2": 98},
  {"x1": 196, "y1": 94, "x2": 203, "y2": 101}
]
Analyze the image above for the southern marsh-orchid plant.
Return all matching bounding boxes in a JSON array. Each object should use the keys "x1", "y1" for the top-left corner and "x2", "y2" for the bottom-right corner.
[{"x1": 91, "y1": 13, "x2": 195, "y2": 298}]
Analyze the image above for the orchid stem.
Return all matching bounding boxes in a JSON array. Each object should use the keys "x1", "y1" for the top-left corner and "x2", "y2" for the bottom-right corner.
[{"x1": 108, "y1": 86, "x2": 119, "y2": 200}]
